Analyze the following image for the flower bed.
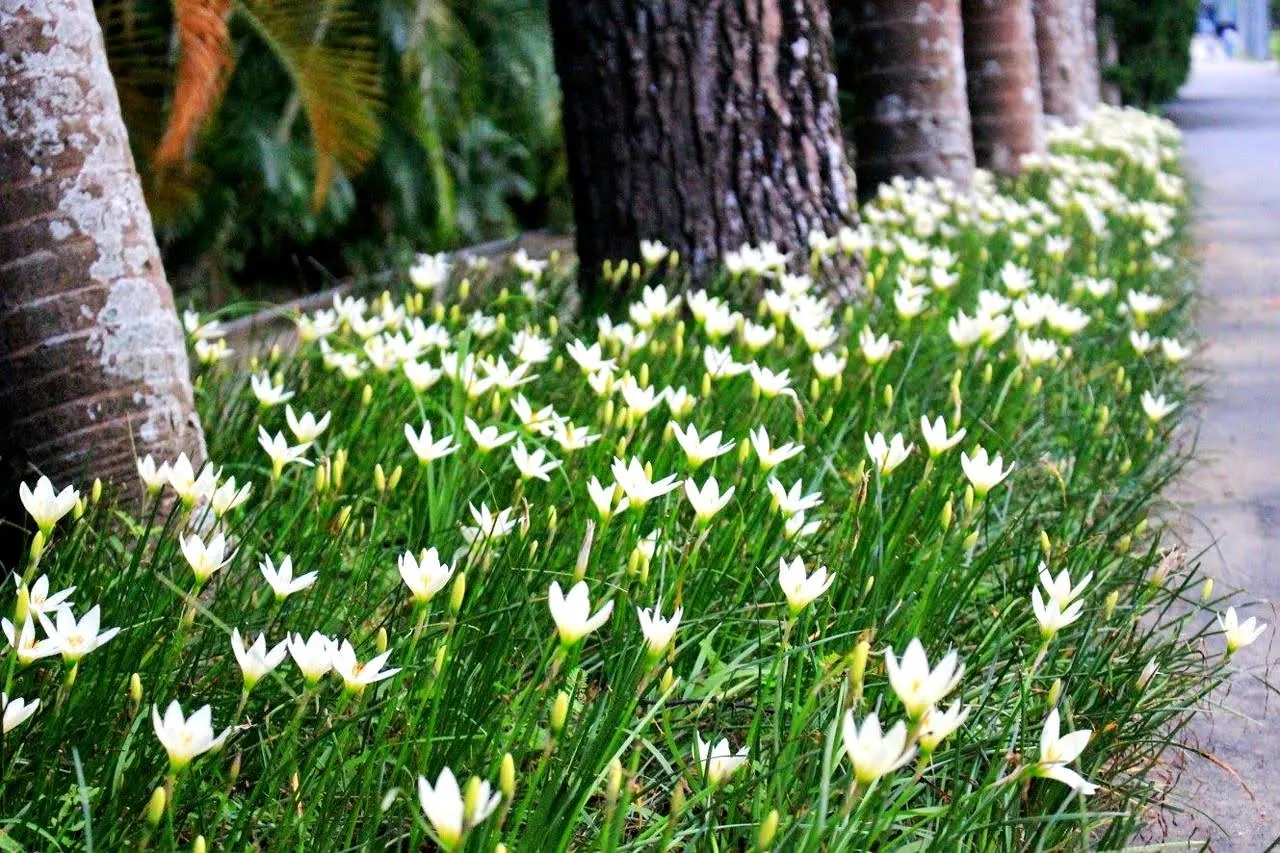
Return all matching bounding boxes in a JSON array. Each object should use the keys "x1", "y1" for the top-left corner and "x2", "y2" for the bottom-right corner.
[{"x1": 3, "y1": 106, "x2": 1260, "y2": 850}]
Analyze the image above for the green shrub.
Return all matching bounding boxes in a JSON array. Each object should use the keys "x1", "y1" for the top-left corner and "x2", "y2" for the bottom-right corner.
[{"x1": 1101, "y1": 0, "x2": 1200, "y2": 108}]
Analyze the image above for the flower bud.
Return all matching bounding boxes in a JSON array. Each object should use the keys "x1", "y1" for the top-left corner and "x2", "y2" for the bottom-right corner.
[
  {"x1": 1118, "y1": 457, "x2": 1132, "y2": 475},
  {"x1": 361, "y1": 384, "x2": 373, "y2": 407},
  {"x1": 963, "y1": 485, "x2": 975, "y2": 514},
  {"x1": 849, "y1": 638, "x2": 871, "y2": 697},
  {"x1": 464, "y1": 776, "x2": 484, "y2": 823},
  {"x1": 1134, "y1": 517, "x2": 1149, "y2": 537},
  {"x1": 1030, "y1": 376, "x2": 1043, "y2": 395},
  {"x1": 549, "y1": 315, "x2": 560, "y2": 336},
  {"x1": 757, "y1": 808, "x2": 780, "y2": 851},
  {"x1": 882, "y1": 383, "x2": 894, "y2": 408},
  {"x1": 315, "y1": 461, "x2": 329, "y2": 495},
  {"x1": 1039, "y1": 530, "x2": 1051, "y2": 559},
  {"x1": 940, "y1": 499, "x2": 953, "y2": 531},
  {"x1": 229, "y1": 751, "x2": 241, "y2": 785},
  {"x1": 547, "y1": 505, "x2": 558, "y2": 532},
  {"x1": 501, "y1": 753, "x2": 516, "y2": 800},
  {"x1": 701, "y1": 372, "x2": 712, "y2": 397},
  {"x1": 962, "y1": 530, "x2": 979, "y2": 552},
  {"x1": 434, "y1": 644, "x2": 447, "y2": 675},
  {"x1": 374, "y1": 464, "x2": 387, "y2": 494},
  {"x1": 1116, "y1": 534, "x2": 1132, "y2": 555},
  {"x1": 333, "y1": 448, "x2": 348, "y2": 490},
  {"x1": 1201, "y1": 578, "x2": 1214, "y2": 602},
  {"x1": 1137, "y1": 658, "x2": 1158, "y2": 692},
  {"x1": 982, "y1": 363, "x2": 993, "y2": 385},
  {"x1": 91, "y1": 478, "x2": 103, "y2": 504},
  {"x1": 145, "y1": 786, "x2": 167, "y2": 825},
  {"x1": 193, "y1": 835, "x2": 207, "y2": 853},
  {"x1": 821, "y1": 406, "x2": 834, "y2": 427},
  {"x1": 335, "y1": 505, "x2": 353, "y2": 532},
  {"x1": 388, "y1": 465, "x2": 404, "y2": 492},
  {"x1": 28, "y1": 530, "x2": 46, "y2": 566},
  {"x1": 551, "y1": 690, "x2": 570, "y2": 734},
  {"x1": 660, "y1": 667, "x2": 675, "y2": 694},
  {"x1": 449, "y1": 572, "x2": 466, "y2": 615},
  {"x1": 129, "y1": 672, "x2": 143, "y2": 706},
  {"x1": 606, "y1": 757, "x2": 623, "y2": 805},
  {"x1": 1047, "y1": 678, "x2": 1062, "y2": 707},
  {"x1": 1103, "y1": 589, "x2": 1119, "y2": 620},
  {"x1": 459, "y1": 279, "x2": 472, "y2": 300},
  {"x1": 376, "y1": 627, "x2": 389, "y2": 654}
]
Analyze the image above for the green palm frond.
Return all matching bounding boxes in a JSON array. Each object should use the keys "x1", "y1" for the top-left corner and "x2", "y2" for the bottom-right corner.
[{"x1": 236, "y1": 0, "x2": 385, "y2": 207}]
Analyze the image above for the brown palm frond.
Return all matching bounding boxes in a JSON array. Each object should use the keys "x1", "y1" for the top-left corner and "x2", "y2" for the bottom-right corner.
[
  {"x1": 154, "y1": 0, "x2": 236, "y2": 167},
  {"x1": 237, "y1": 0, "x2": 384, "y2": 208}
]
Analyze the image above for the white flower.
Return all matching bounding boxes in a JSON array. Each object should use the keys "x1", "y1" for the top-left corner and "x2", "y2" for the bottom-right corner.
[
  {"x1": 464, "y1": 417, "x2": 517, "y2": 452},
  {"x1": 231, "y1": 628, "x2": 287, "y2": 691},
  {"x1": 859, "y1": 327, "x2": 897, "y2": 364},
  {"x1": 1017, "y1": 334, "x2": 1059, "y2": 366},
  {"x1": 250, "y1": 373, "x2": 294, "y2": 407},
  {"x1": 1032, "y1": 708, "x2": 1098, "y2": 795},
  {"x1": 510, "y1": 394, "x2": 558, "y2": 435},
  {"x1": 748, "y1": 364, "x2": 793, "y2": 399},
  {"x1": 894, "y1": 285, "x2": 928, "y2": 319},
  {"x1": 784, "y1": 512, "x2": 821, "y2": 541},
  {"x1": 210, "y1": 476, "x2": 253, "y2": 517},
  {"x1": 398, "y1": 547, "x2": 454, "y2": 603},
  {"x1": 664, "y1": 387, "x2": 697, "y2": 419},
  {"x1": 511, "y1": 439, "x2": 562, "y2": 482},
  {"x1": 286, "y1": 406, "x2": 332, "y2": 443},
  {"x1": 405, "y1": 422, "x2": 460, "y2": 463},
  {"x1": 684, "y1": 477, "x2": 734, "y2": 526},
  {"x1": 1044, "y1": 303, "x2": 1089, "y2": 335},
  {"x1": 841, "y1": 711, "x2": 916, "y2": 786},
  {"x1": 1129, "y1": 330, "x2": 1155, "y2": 354},
  {"x1": 460, "y1": 503, "x2": 516, "y2": 545},
  {"x1": 741, "y1": 320, "x2": 777, "y2": 352},
  {"x1": 260, "y1": 554, "x2": 317, "y2": 600},
  {"x1": 548, "y1": 581, "x2": 613, "y2": 646},
  {"x1": 1000, "y1": 262, "x2": 1034, "y2": 294},
  {"x1": 1160, "y1": 337, "x2": 1191, "y2": 363},
  {"x1": 640, "y1": 239, "x2": 671, "y2": 266},
  {"x1": 1032, "y1": 587, "x2": 1084, "y2": 638},
  {"x1": 766, "y1": 477, "x2": 823, "y2": 517},
  {"x1": 920, "y1": 416, "x2": 966, "y2": 457},
  {"x1": 512, "y1": 248, "x2": 548, "y2": 280},
  {"x1": 2, "y1": 618, "x2": 60, "y2": 664},
  {"x1": 331, "y1": 640, "x2": 401, "y2": 693},
  {"x1": 510, "y1": 330, "x2": 553, "y2": 364},
  {"x1": 180, "y1": 531, "x2": 233, "y2": 585},
  {"x1": 1126, "y1": 290, "x2": 1165, "y2": 318},
  {"x1": 694, "y1": 734, "x2": 749, "y2": 784},
  {"x1": 194, "y1": 338, "x2": 232, "y2": 363},
  {"x1": 947, "y1": 311, "x2": 983, "y2": 348},
  {"x1": 288, "y1": 631, "x2": 335, "y2": 685},
  {"x1": 167, "y1": 453, "x2": 216, "y2": 505},
  {"x1": 152, "y1": 701, "x2": 230, "y2": 771},
  {"x1": 137, "y1": 455, "x2": 172, "y2": 494},
  {"x1": 918, "y1": 701, "x2": 969, "y2": 752},
  {"x1": 812, "y1": 351, "x2": 847, "y2": 380},
  {"x1": 1219, "y1": 607, "x2": 1266, "y2": 654},
  {"x1": 2, "y1": 693, "x2": 40, "y2": 734},
  {"x1": 884, "y1": 638, "x2": 963, "y2": 720},
  {"x1": 566, "y1": 339, "x2": 615, "y2": 374},
  {"x1": 417, "y1": 767, "x2": 502, "y2": 848},
  {"x1": 1140, "y1": 391, "x2": 1177, "y2": 422},
  {"x1": 553, "y1": 421, "x2": 601, "y2": 452},
  {"x1": 257, "y1": 427, "x2": 313, "y2": 478},
  {"x1": 619, "y1": 377, "x2": 664, "y2": 418},
  {"x1": 703, "y1": 345, "x2": 749, "y2": 379},
  {"x1": 671, "y1": 423, "x2": 734, "y2": 468},
  {"x1": 587, "y1": 477, "x2": 629, "y2": 520},
  {"x1": 777, "y1": 556, "x2": 833, "y2": 614},
  {"x1": 636, "y1": 604, "x2": 682, "y2": 657},
  {"x1": 15, "y1": 574, "x2": 75, "y2": 617},
  {"x1": 960, "y1": 447, "x2": 1014, "y2": 496},
  {"x1": 404, "y1": 359, "x2": 444, "y2": 392},
  {"x1": 611, "y1": 457, "x2": 680, "y2": 506},
  {"x1": 18, "y1": 476, "x2": 79, "y2": 534},
  {"x1": 409, "y1": 252, "x2": 451, "y2": 291},
  {"x1": 750, "y1": 426, "x2": 804, "y2": 471},
  {"x1": 39, "y1": 605, "x2": 119, "y2": 662},
  {"x1": 1037, "y1": 564, "x2": 1091, "y2": 610},
  {"x1": 864, "y1": 432, "x2": 913, "y2": 475}
]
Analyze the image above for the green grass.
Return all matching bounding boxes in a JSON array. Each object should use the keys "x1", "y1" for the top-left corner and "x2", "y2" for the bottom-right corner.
[{"x1": 1, "y1": 106, "x2": 1255, "y2": 851}]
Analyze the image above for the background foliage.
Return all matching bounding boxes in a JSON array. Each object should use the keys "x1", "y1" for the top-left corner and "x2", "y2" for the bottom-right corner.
[{"x1": 1100, "y1": 0, "x2": 1200, "y2": 109}]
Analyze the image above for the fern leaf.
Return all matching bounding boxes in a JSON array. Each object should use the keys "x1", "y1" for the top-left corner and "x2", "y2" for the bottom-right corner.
[{"x1": 154, "y1": 0, "x2": 236, "y2": 167}]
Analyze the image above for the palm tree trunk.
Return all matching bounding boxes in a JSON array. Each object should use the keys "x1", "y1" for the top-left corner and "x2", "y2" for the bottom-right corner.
[
  {"x1": 1077, "y1": 0, "x2": 1101, "y2": 113},
  {"x1": 841, "y1": 0, "x2": 976, "y2": 197},
  {"x1": 0, "y1": 0, "x2": 205, "y2": 494},
  {"x1": 961, "y1": 0, "x2": 1045, "y2": 176},
  {"x1": 1033, "y1": 0, "x2": 1084, "y2": 124},
  {"x1": 548, "y1": 0, "x2": 860, "y2": 297}
]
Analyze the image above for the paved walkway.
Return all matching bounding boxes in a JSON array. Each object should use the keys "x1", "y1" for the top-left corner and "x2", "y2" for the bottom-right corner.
[{"x1": 1166, "y1": 60, "x2": 1280, "y2": 850}]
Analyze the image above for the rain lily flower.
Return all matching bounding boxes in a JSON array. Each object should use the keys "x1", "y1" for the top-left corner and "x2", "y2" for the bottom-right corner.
[
  {"x1": 1129, "y1": 330, "x2": 1155, "y2": 354},
  {"x1": 671, "y1": 423, "x2": 734, "y2": 468},
  {"x1": 611, "y1": 457, "x2": 680, "y2": 506},
  {"x1": 1032, "y1": 586, "x2": 1084, "y2": 638},
  {"x1": 684, "y1": 477, "x2": 735, "y2": 526},
  {"x1": 210, "y1": 476, "x2": 253, "y2": 517},
  {"x1": 566, "y1": 339, "x2": 615, "y2": 374},
  {"x1": 636, "y1": 604, "x2": 682, "y2": 658},
  {"x1": 1126, "y1": 290, "x2": 1165, "y2": 319},
  {"x1": 553, "y1": 421, "x2": 602, "y2": 452},
  {"x1": 398, "y1": 547, "x2": 455, "y2": 603},
  {"x1": 777, "y1": 556, "x2": 833, "y2": 614},
  {"x1": 1031, "y1": 708, "x2": 1098, "y2": 795},
  {"x1": 405, "y1": 422, "x2": 460, "y2": 464},
  {"x1": 1161, "y1": 337, "x2": 1191, "y2": 362},
  {"x1": 704, "y1": 345, "x2": 750, "y2": 379},
  {"x1": 417, "y1": 767, "x2": 502, "y2": 849},
  {"x1": 15, "y1": 575, "x2": 74, "y2": 618},
  {"x1": 750, "y1": 426, "x2": 804, "y2": 470},
  {"x1": 748, "y1": 364, "x2": 793, "y2": 398},
  {"x1": 587, "y1": 477, "x2": 629, "y2": 520},
  {"x1": 152, "y1": 701, "x2": 230, "y2": 772},
  {"x1": 288, "y1": 631, "x2": 335, "y2": 685},
  {"x1": 960, "y1": 447, "x2": 1014, "y2": 496},
  {"x1": 19, "y1": 476, "x2": 78, "y2": 536},
  {"x1": 784, "y1": 512, "x2": 821, "y2": 541},
  {"x1": 257, "y1": 427, "x2": 313, "y2": 479},
  {"x1": 39, "y1": 605, "x2": 119, "y2": 662},
  {"x1": 510, "y1": 394, "x2": 558, "y2": 434},
  {"x1": 409, "y1": 252, "x2": 450, "y2": 291},
  {"x1": 640, "y1": 239, "x2": 670, "y2": 266},
  {"x1": 250, "y1": 373, "x2": 294, "y2": 407},
  {"x1": 2, "y1": 693, "x2": 39, "y2": 734},
  {"x1": 464, "y1": 417, "x2": 517, "y2": 452},
  {"x1": 1218, "y1": 607, "x2": 1266, "y2": 654},
  {"x1": 920, "y1": 416, "x2": 966, "y2": 457},
  {"x1": 510, "y1": 439, "x2": 562, "y2": 482},
  {"x1": 460, "y1": 503, "x2": 516, "y2": 545},
  {"x1": 766, "y1": 477, "x2": 823, "y2": 517},
  {"x1": 884, "y1": 638, "x2": 964, "y2": 720},
  {"x1": 694, "y1": 734, "x2": 749, "y2": 784},
  {"x1": 1038, "y1": 564, "x2": 1091, "y2": 609},
  {"x1": 813, "y1": 351, "x2": 847, "y2": 380},
  {"x1": 259, "y1": 555, "x2": 317, "y2": 600},
  {"x1": 865, "y1": 432, "x2": 913, "y2": 474},
  {"x1": 286, "y1": 406, "x2": 332, "y2": 443},
  {"x1": 2, "y1": 618, "x2": 60, "y2": 664},
  {"x1": 180, "y1": 531, "x2": 233, "y2": 585},
  {"x1": 137, "y1": 455, "x2": 172, "y2": 494},
  {"x1": 619, "y1": 377, "x2": 664, "y2": 417},
  {"x1": 1140, "y1": 391, "x2": 1177, "y2": 423},
  {"x1": 548, "y1": 581, "x2": 613, "y2": 646},
  {"x1": 330, "y1": 640, "x2": 401, "y2": 694},
  {"x1": 404, "y1": 359, "x2": 444, "y2": 392},
  {"x1": 841, "y1": 711, "x2": 916, "y2": 787},
  {"x1": 859, "y1": 327, "x2": 896, "y2": 363},
  {"x1": 918, "y1": 701, "x2": 969, "y2": 753},
  {"x1": 664, "y1": 387, "x2": 697, "y2": 419},
  {"x1": 231, "y1": 629, "x2": 287, "y2": 691},
  {"x1": 168, "y1": 453, "x2": 216, "y2": 505}
]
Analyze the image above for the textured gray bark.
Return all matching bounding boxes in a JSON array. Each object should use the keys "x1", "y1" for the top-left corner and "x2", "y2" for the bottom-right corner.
[
  {"x1": 0, "y1": 0, "x2": 206, "y2": 493},
  {"x1": 962, "y1": 0, "x2": 1045, "y2": 175},
  {"x1": 1033, "y1": 0, "x2": 1084, "y2": 124},
  {"x1": 1078, "y1": 0, "x2": 1101, "y2": 112},
  {"x1": 548, "y1": 0, "x2": 861, "y2": 297},
  {"x1": 842, "y1": 0, "x2": 976, "y2": 197}
]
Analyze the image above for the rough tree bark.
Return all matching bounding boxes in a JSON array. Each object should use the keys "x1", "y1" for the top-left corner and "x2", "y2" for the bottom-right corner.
[
  {"x1": 961, "y1": 0, "x2": 1044, "y2": 176},
  {"x1": 1077, "y1": 0, "x2": 1101, "y2": 113},
  {"x1": 1033, "y1": 0, "x2": 1084, "y2": 125},
  {"x1": 547, "y1": 0, "x2": 859, "y2": 295},
  {"x1": 0, "y1": 0, "x2": 206, "y2": 494},
  {"x1": 841, "y1": 0, "x2": 976, "y2": 198}
]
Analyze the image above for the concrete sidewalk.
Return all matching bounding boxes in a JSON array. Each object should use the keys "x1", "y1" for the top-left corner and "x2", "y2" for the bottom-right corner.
[{"x1": 1166, "y1": 61, "x2": 1280, "y2": 850}]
